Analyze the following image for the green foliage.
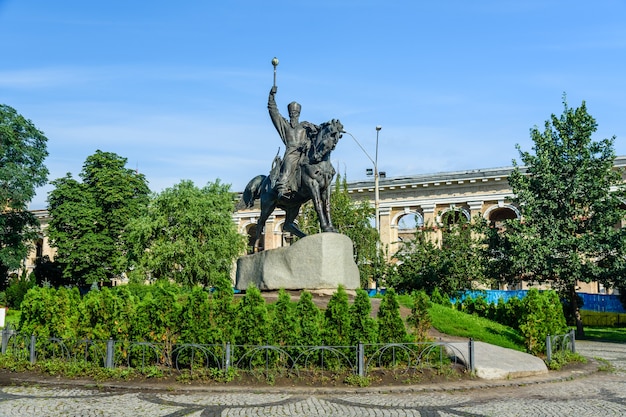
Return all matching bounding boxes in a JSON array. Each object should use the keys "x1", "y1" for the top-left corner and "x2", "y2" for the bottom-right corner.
[
  {"x1": 4, "y1": 274, "x2": 35, "y2": 308},
  {"x1": 47, "y1": 151, "x2": 150, "y2": 285},
  {"x1": 299, "y1": 174, "x2": 380, "y2": 288},
  {"x1": 19, "y1": 286, "x2": 81, "y2": 340},
  {"x1": 344, "y1": 374, "x2": 372, "y2": 387},
  {"x1": 501, "y1": 98, "x2": 626, "y2": 333},
  {"x1": 430, "y1": 287, "x2": 452, "y2": 307},
  {"x1": 270, "y1": 289, "x2": 300, "y2": 346},
  {"x1": 348, "y1": 289, "x2": 378, "y2": 344},
  {"x1": 0, "y1": 105, "x2": 49, "y2": 283},
  {"x1": 407, "y1": 290, "x2": 432, "y2": 342},
  {"x1": 125, "y1": 179, "x2": 246, "y2": 287},
  {"x1": 322, "y1": 286, "x2": 351, "y2": 346},
  {"x1": 546, "y1": 350, "x2": 586, "y2": 370},
  {"x1": 295, "y1": 290, "x2": 323, "y2": 346},
  {"x1": 179, "y1": 286, "x2": 219, "y2": 345},
  {"x1": 386, "y1": 216, "x2": 487, "y2": 295},
  {"x1": 235, "y1": 286, "x2": 271, "y2": 346},
  {"x1": 130, "y1": 281, "x2": 182, "y2": 363},
  {"x1": 211, "y1": 285, "x2": 238, "y2": 343},
  {"x1": 80, "y1": 286, "x2": 136, "y2": 341},
  {"x1": 519, "y1": 289, "x2": 568, "y2": 354},
  {"x1": 377, "y1": 288, "x2": 409, "y2": 343}
]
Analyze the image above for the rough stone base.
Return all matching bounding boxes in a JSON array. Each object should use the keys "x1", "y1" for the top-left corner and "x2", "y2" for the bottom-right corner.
[{"x1": 235, "y1": 233, "x2": 360, "y2": 291}]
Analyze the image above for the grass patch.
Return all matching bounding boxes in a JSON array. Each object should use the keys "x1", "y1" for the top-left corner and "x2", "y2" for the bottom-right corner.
[
  {"x1": 581, "y1": 327, "x2": 626, "y2": 343},
  {"x1": 428, "y1": 303, "x2": 526, "y2": 351}
]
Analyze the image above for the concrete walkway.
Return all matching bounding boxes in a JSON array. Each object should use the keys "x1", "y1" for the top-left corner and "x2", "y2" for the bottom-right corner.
[{"x1": 447, "y1": 340, "x2": 548, "y2": 380}]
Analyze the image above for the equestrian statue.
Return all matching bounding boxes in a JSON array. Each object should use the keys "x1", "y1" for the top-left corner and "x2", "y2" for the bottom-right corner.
[{"x1": 237, "y1": 60, "x2": 344, "y2": 250}]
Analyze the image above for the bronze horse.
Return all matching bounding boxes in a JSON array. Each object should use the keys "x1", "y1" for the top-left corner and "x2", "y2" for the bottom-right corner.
[{"x1": 238, "y1": 119, "x2": 344, "y2": 250}]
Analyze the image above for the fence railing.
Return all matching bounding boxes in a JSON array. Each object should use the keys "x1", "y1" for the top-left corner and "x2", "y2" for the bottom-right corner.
[
  {"x1": 546, "y1": 329, "x2": 576, "y2": 364},
  {"x1": 0, "y1": 328, "x2": 474, "y2": 378}
]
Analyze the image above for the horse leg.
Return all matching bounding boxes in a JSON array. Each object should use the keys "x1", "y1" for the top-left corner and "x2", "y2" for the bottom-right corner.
[
  {"x1": 321, "y1": 179, "x2": 337, "y2": 232},
  {"x1": 309, "y1": 180, "x2": 336, "y2": 233},
  {"x1": 283, "y1": 206, "x2": 306, "y2": 238},
  {"x1": 254, "y1": 202, "x2": 274, "y2": 252}
]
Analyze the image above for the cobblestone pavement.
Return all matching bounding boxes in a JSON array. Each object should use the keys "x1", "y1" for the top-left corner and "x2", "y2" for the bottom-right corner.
[{"x1": 0, "y1": 340, "x2": 624, "y2": 416}]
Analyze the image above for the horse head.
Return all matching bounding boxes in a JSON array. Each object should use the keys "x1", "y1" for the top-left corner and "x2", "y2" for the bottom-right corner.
[{"x1": 310, "y1": 119, "x2": 343, "y2": 163}]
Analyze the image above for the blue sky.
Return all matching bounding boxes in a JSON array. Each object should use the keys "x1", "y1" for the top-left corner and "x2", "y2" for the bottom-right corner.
[{"x1": 2, "y1": 1, "x2": 625, "y2": 209}]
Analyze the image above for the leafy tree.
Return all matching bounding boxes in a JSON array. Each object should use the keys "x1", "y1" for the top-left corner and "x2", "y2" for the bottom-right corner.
[
  {"x1": 0, "y1": 105, "x2": 49, "y2": 284},
  {"x1": 126, "y1": 179, "x2": 246, "y2": 287},
  {"x1": 348, "y1": 289, "x2": 378, "y2": 344},
  {"x1": 502, "y1": 98, "x2": 626, "y2": 336},
  {"x1": 299, "y1": 174, "x2": 380, "y2": 288},
  {"x1": 386, "y1": 216, "x2": 487, "y2": 295},
  {"x1": 32, "y1": 255, "x2": 64, "y2": 287},
  {"x1": 377, "y1": 288, "x2": 409, "y2": 343},
  {"x1": 47, "y1": 150, "x2": 150, "y2": 285}
]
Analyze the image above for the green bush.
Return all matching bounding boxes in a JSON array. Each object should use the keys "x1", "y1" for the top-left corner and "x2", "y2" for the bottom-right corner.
[
  {"x1": 5, "y1": 275, "x2": 35, "y2": 309},
  {"x1": 19, "y1": 286, "x2": 81, "y2": 341},
  {"x1": 519, "y1": 289, "x2": 568, "y2": 354},
  {"x1": 407, "y1": 290, "x2": 432, "y2": 342},
  {"x1": 377, "y1": 288, "x2": 409, "y2": 343},
  {"x1": 349, "y1": 289, "x2": 378, "y2": 344},
  {"x1": 322, "y1": 285, "x2": 351, "y2": 346},
  {"x1": 296, "y1": 291, "x2": 322, "y2": 347},
  {"x1": 270, "y1": 289, "x2": 300, "y2": 346},
  {"x1": 235, "y1": 286, "x2": 271, "y2": 346}
]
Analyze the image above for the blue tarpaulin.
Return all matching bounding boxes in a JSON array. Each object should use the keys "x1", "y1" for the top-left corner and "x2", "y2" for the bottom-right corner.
[{"x1": 453, "y1": 290, "x2": 626, "y2": 313}]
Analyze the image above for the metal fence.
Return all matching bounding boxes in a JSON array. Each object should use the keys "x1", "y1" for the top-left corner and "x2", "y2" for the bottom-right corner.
[
  {"x1": 0, "y1": 327, "x2": 474, "y2": 378},
  {"x1": 546, "y1": 329, "x2": 576, "y2": 364}
]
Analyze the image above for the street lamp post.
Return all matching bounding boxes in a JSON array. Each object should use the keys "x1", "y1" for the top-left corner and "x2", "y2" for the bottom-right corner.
[
  {"x1": 374, "y1": 125, "x2": 382, "y2": 242},
  {"x1": 344, "y1": 127, "x2": 382, "y2": 236},
  {"x1": 344, "y1": 126, "x2": 382, "y2": 288}
]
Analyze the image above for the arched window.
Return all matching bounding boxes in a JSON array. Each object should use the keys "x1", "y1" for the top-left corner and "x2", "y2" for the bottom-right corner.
[
  {"x1": 485, "y1": 206, "x2": 519, "y2": 229},
  {"x1": 440, "y1": 208, "x2": 470, "y2": 227},
  {"x1": 246, "y1": 224, "x2": 259, "y2": 254},
  {"x1": 396, "y1": 212, "x2": 424, "y2": 241}
]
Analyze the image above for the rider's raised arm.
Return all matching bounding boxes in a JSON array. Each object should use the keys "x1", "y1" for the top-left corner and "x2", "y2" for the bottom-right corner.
[{"x1": 268, "y1": 87, "x2": 288, "y2": 144}]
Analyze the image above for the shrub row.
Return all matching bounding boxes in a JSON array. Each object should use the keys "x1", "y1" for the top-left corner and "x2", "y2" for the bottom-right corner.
[{"x1": 18, "y1": 283, "x2": 432, "y2": 355}]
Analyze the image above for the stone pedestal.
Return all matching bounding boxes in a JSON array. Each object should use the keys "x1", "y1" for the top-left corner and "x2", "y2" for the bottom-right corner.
[{"x1": 235, "y1": 233, "x2": 360, "y2": 291}]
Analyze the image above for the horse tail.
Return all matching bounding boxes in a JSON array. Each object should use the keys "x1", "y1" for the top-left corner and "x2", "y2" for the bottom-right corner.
[{"x1": 236, "y1": 175, "x2": 266, "y2": 210}]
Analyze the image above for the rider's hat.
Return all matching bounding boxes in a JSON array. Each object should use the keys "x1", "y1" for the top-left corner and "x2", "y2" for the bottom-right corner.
[{"x1": 287, "y1": 101, "x2": 301, "y2": 113}]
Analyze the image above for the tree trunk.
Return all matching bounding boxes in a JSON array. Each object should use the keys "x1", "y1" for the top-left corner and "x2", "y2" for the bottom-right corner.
[{"x1": 569, "y1": 285, "x2": 584, "y2": 338}]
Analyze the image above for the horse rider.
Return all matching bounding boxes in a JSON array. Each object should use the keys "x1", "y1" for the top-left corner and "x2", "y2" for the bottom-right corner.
[{"x1": 268, "y1": 86, "x2": 317, "y2": 198}]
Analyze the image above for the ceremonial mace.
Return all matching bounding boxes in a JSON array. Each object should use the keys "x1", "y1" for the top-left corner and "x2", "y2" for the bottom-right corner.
[{"x1": 272, "y1": 57, "x2": 279, "y2": 87}]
